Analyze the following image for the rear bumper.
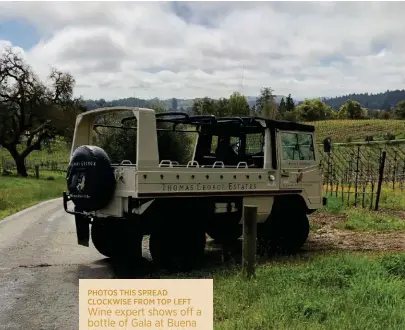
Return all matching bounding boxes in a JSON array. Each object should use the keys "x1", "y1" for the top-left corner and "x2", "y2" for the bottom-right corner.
[
  {"x1": 63, "y1": 192, "x2": 140, "y2": 218},
  {"x1": 62, "y1": 192, "x2": 85, "y2": 216}
]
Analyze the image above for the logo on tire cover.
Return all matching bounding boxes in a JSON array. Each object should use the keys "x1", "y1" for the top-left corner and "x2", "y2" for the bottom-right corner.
[{"x1": 76, "y1": 172, "x2": 86, "y2": 192}]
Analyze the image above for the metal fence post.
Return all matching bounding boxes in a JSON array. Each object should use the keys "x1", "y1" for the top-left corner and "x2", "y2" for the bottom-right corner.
[
  {"x1": 354, "y1": 145, "x2": 360, "y2": 207},
  {"x1": 393, "y1": 150, "x2": 398, "y2": 191},
  {"x1": 375, "y1": 151, "x2": 387, "y2": 211}
]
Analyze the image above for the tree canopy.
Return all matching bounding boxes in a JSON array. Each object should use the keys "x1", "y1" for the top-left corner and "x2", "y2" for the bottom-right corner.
[
  {"x1": 191, "y1": 92, "x2": 250, "y2": 117},
  {"x1": 394, "y1": 100, "x2": 405, "y2": 119},
  {"x1": 295, "y1": 99, "x2": 335, "y2": 121},
  {"x1": 337, "y1": 99, "x2": 367, "y2": 119}
]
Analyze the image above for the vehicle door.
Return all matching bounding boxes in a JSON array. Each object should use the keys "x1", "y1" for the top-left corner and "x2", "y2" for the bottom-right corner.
[{"x1": 277, "y1": 130, "x2": 322, "y2": 205}]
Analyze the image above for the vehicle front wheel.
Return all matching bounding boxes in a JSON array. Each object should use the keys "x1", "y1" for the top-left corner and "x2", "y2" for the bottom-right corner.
[{"x1": 257, "y1": 207, "x2": 309, "y2": 255}]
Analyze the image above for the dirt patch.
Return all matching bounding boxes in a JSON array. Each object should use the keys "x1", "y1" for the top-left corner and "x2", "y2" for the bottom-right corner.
[
  {"x1": 377, "y1": 209, "x2": 405, "y2": 219},
  {"x1": 306, "y1": 212, "x2": 405, "y2": 252}
]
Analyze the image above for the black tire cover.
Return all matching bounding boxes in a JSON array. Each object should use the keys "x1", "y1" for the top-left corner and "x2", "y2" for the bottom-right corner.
[{"x1": 66, "y1": 145, "x2": 116, "y2": 211}]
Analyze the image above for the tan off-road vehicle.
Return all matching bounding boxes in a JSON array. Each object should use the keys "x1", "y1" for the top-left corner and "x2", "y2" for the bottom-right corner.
[{"x1": 63, "y1": 107, "x2": 326, "y2": 268}]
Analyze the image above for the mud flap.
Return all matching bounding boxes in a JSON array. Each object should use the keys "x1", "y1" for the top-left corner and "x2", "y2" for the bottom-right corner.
[{"x1": 75, "y1": 214, "x2": 90, "y2": 247}]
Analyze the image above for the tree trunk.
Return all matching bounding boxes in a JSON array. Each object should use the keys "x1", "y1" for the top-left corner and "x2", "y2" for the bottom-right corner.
[
  {"x1": 15, "y1": 156, "x2": 28, "y2": 177},
  {"x1": 2, "y1": 143, "x2": 31, "y2": 177}
]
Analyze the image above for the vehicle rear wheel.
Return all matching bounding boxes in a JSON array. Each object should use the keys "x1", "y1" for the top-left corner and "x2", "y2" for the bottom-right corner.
[
  {"x1": 257, "y1": 207, "x2": 309, "y2": 255},
  {"x1": 91, "y1": 218, "x2": 143, "y2": 260},
  {"x1": 149, "y1": 200, "x2": 207, "y2": 271},
  {"x1": 206, "y1": 222, "x2": 242, "y2": 243},
  {"x1": 206, "y1": 202, "x2": 242, "y2": 243}
]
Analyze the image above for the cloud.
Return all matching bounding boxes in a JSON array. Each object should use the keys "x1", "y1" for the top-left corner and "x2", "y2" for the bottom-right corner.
[{"x1": 1, "y1": 2, "x2": 405, "y2": 100}]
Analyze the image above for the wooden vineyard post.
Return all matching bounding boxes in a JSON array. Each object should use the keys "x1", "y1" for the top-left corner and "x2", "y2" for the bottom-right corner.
[
  {"x1": 375, "y1": 151, "x2": 386, "y2": 211},
  {"x1": 35, "y1": 165, "x2": 39, "y2": 179},
  {"x1": 243, "y1": 205, "x2": 257, "y2": 279}
]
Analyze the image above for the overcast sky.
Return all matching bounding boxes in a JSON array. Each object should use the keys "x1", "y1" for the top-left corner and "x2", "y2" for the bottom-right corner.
[{"x1": 1, "y1": 1, "x2": 405, "y2": 101}]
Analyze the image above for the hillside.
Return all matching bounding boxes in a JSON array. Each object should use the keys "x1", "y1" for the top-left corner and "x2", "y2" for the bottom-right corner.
[{"x1": 323, "y1": 89, "x2": 405, "y2": 110}]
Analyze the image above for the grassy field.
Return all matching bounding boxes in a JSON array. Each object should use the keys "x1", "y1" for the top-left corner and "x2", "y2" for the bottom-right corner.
[
  {"x1": 306, "y1": 119, "x2": 405, "y2": 143},
  {"x1": 0, "y1": 136, "x2": 71, "y2": 165},
  {"x1": 0, "y1": 172, "x2": 66, "y2": 220}
]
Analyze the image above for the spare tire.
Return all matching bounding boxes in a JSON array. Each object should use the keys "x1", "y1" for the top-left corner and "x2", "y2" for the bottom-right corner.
[{"x1": 66, "y1": 145, "x2": 116, "y2": 211}]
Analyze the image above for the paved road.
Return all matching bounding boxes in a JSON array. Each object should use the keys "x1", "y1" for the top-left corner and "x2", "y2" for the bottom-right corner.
[
  {"x1": 0, "y1": 199, "x2": 220, "y2": 330},
  {"x1": 0, "y1": 199, "x2": 152, "y2": 330}
]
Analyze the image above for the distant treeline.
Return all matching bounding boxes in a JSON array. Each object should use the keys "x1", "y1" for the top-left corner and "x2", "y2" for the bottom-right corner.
[
  {"x1": 84, "y1": 97, "x2": 156, "y2": 111},
  {"x1": 322, "y1": 89, "x2": 405, "y2": 111},
  {"x1": 84, "y1": 89, "x2": 405, "y2": 113}
]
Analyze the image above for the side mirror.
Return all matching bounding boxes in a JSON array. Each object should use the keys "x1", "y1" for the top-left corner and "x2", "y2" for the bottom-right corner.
[{"x1": 323, "y1": 137, "x2": 332, "y2": 153}]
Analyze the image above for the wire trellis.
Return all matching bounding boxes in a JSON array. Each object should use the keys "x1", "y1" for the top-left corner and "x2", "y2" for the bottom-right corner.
[{"x1": 318, "y1": 141, "x2": 405, "y2": 210}]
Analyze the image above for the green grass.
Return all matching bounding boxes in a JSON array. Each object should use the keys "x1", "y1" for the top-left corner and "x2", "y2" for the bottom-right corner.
[
  {"x1": 318, "y1": 193, "x2": 405, "y2": 232},
  {"x1": 213, "y1": 189, "x2": 405, "y2": 329},
  {"x1": 378, "y1": 186, "x2": 405, "y2": 210},
  {"x1": 324, "y1": 185, "x2": 405, "y2": 212},
  {"x1": 0, "y1": 172, "x2": 66, "y2": 220},
  {"x1": 214, "y1": 252, "x2": 405, "y2": 330},
  {"x1": 335, "y1": 209, "x2": 405, "y2": 231}
]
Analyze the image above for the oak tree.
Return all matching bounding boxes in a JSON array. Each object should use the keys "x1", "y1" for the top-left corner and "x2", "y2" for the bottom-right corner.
[{"x1": 0, "y1": 47, "x2": 84, "y2": 176}]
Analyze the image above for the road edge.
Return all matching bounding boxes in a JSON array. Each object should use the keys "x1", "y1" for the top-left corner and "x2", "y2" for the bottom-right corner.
[{"x1": 0, "y1": 198, "x2": 63, "y2": 225}]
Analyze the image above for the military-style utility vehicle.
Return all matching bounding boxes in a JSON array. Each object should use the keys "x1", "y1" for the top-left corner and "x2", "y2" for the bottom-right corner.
[{"x1": 63, "y1": 107, "x2": 326, "y2": 268}]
